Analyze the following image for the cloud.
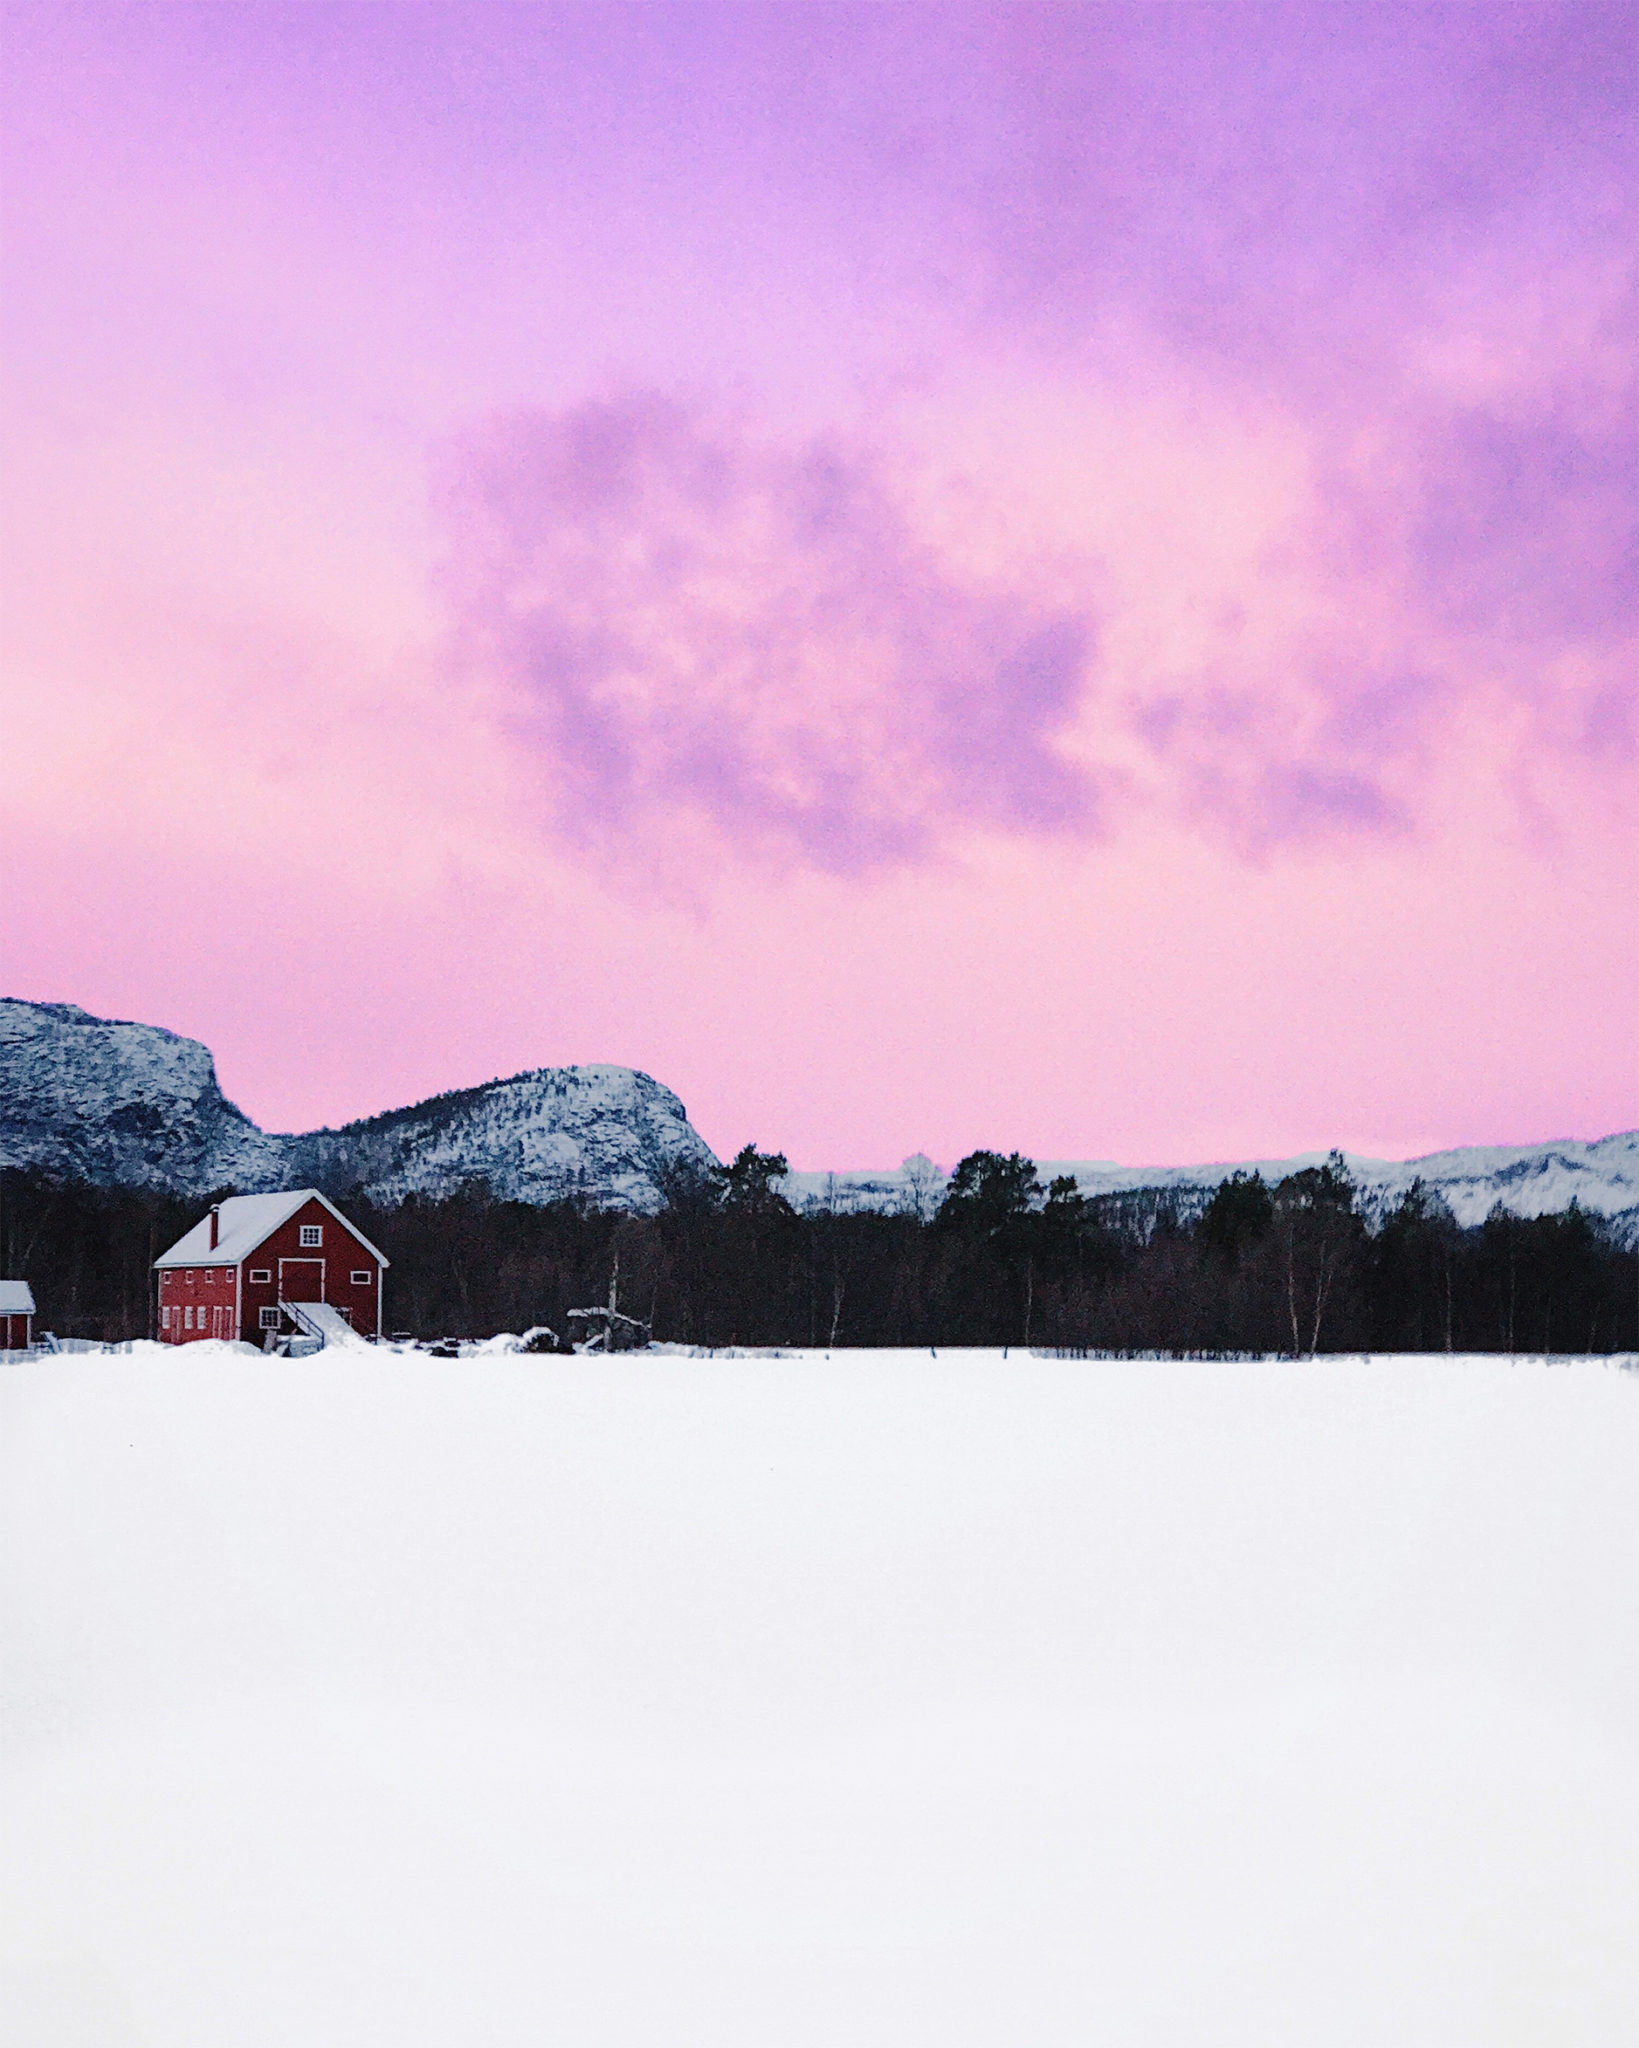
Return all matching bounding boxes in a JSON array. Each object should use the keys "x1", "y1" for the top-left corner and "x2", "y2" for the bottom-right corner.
[
  {"x1": 1413, "y1": 401, "x2": 1637, "y2": 647},
  {"x1": 424, "y1": 0, "x2": 1635, "y2": 884},
  {"x1": 436, "y1": 392, "x2": 1100, "y2": 873},
  {"x1": 434, "y1": 336, "x2": 1633, "y2": 883}
]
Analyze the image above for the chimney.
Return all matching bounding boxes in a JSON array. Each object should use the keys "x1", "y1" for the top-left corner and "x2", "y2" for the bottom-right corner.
[{"x1": 209, "y1": 1205, "x2": 220, "y2": 1251}]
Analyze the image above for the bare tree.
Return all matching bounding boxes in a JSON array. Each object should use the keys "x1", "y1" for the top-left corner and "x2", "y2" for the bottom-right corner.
[
  {"x1": 1273, "y1": 1155, "x2": 1361, "y2": 1356},
  {"x1": 900, "y1": 1154, "x2": 945, "y2": 1223}
]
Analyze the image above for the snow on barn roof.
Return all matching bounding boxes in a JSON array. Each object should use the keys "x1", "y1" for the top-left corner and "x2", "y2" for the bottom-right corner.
[
  {"x1": 154, "y1": 1190, "x2": 389, "y2": 1269},
  {"x1": 0, "y1": 1280, "x2": 36, "y2": 1315}
]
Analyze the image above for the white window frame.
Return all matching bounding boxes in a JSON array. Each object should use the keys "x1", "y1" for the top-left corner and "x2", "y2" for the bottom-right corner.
[
  {"x1": 259, "y1": 1307, "x2": 281, "y2": 1330},
  {"x1": 249, "y1": 1268, "x2": 271, "y2": 1284},
  {"x1": 351, "y1": 1269, "x2": 372, "y2": 1286},
  {"x1": 299, "y1": 1225, "x2": 323, "y2": 1248}
]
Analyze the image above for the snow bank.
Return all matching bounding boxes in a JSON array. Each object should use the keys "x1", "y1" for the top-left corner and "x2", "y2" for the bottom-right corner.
[{"x1": 4, "y1": 1347, "x2": 1637, "y2": 2046}]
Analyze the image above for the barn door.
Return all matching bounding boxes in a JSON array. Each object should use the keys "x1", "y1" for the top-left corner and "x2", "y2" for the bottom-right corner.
[{"x1": 278, "y1": 1257, "x2": 325, "y2": 1302}]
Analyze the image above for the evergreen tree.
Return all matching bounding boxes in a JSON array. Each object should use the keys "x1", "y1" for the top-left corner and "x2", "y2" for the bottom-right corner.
[
  {"x1": 936, "y1": 1151, "x2": 1042, "y2": 1234},
  {"x1": 1197, "y1": 1172, "x2": 1274, "y2": 1263},
  {"x1": 713, "y1": 1145, "x2": 795, "y2": 1215}
]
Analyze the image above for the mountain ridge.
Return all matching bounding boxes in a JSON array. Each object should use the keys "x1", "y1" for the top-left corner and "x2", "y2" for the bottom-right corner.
[
  {"x1": 0, "y1": 999, "x2": 717, "y2": 1212},
  {"x1": 4, "y1": 997, "x2": 1636, "y2": 1237}
]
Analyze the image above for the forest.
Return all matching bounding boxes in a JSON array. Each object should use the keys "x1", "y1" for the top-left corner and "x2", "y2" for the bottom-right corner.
[{"x1": 3, "y1": 1148, "x2": 1635, "y2": 1355}]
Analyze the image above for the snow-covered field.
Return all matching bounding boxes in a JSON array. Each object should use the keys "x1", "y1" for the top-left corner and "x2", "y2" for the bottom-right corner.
[{"x1": 4, "y1": 1346, "x2": 1637, "y2": 2046}]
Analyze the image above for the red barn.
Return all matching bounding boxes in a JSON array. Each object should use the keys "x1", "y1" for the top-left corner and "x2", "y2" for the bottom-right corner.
[
  {"x1": 154, "y1": 1191, "x2": 389, "y2": 1346},
  {"x1": 1, "y1": 1281, "x2": 35, "y2": 1350}
]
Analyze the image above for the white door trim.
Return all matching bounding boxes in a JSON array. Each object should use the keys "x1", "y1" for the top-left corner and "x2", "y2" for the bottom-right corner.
[{"x1": 278, "y1": 1256, "x2": 327, "y2": 1302}]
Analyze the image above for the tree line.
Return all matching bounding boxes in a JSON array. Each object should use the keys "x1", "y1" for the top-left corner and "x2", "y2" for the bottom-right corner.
[{"x1": 3, "y1": 1150, "x2": 1635, "y2": 1353}]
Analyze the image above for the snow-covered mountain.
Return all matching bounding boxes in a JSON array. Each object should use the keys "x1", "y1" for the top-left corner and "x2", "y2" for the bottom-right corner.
[
  {"x1": 285, "y1": 1067, "x2": 718, "y2": 1210},
  {"x1": 785, "y1": 1134, "x2": 1639, "y2": 1240},
  {"x1": 0, "y1": 1000, "x2": 287, "y2": 1194},
  {"x1": 0, "y1": 999, "x2": 717, "y2": 1211}
]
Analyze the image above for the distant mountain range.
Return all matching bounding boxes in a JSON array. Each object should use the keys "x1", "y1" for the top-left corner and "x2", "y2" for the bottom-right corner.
[
  {"x1": 785, "y1": 1139, "x2": 1639, "y2": 1240},
  {"x1": 4, "y1": 997, "x2": 1637, "y2": 1239}
]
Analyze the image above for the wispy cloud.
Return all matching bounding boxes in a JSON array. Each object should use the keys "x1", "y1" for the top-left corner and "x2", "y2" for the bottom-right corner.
[{"x1": 437, "y1": 392, "x2": 1101, "y2": 873}]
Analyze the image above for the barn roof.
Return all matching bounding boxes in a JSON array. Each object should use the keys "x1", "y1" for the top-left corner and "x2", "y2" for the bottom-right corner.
[
  {"x1": 0, "y1": 1280, "x2": 36, "y2": 1315},
  {"x1": 154, "y1": 1190, "x2": 389, "y2": 1270}
]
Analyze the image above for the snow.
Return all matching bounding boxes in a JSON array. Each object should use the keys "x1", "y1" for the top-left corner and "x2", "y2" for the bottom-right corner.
[
  {"x1": 154, "y1": 1191, "x2": 308, "y2": 1267},
  {"x1": 282, "y1": 1299, "x2": 374, "y2": 1349},
  {"x1": 0, "y1": 1281, "x2": 35, "y2": 1316},
  {"x1": 4, "y1": 1347, "x2": 1637, "y2": 2046}
]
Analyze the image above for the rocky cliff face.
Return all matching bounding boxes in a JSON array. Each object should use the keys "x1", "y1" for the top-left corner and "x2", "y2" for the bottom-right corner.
[
  {"x1": 0, "y1": 1000, "x2": 286, "y2": 1194},
  {"x1": 0, "y1": 1000, "x2": 718, "y2": 1211},
  {"x1": 287, "y1": 1066, "x2": 719, "y2": 1210}
]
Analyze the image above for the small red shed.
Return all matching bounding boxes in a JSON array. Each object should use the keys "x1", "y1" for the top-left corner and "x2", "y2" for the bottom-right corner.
[
  {"x1": 154, "y1": 1190, "x2": 389, "y2": 1346},
  {"x1": 1, "y1": 1280, "x2": 35, "y2": 1350}
]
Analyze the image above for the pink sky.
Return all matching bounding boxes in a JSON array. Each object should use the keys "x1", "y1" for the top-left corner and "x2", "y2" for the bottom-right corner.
[{"x1": 2, "y1": 3, "x2": 1634, "y2": 1168}]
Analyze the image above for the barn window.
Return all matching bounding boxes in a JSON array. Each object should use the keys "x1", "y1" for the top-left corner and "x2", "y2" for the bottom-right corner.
[
  {"x1": 184, "y1": 1307, "x2": 193, "y2": 1330},
  {"x1": 186, "y1": 1270, "x2": 195, "y2": 1284},
  {"x1": 259, "y1": 1307, "x2": 280, "y2": 1330},
  {"x1": 351, "y1": 1270, "x2": 372, "y2": 1286},
  {"x1": 300, "y1": 1225, "x2": 323, "y2": 1247},
  {"x1": 249, "y1": 1268, "x2": 271, "y2": 1283}
]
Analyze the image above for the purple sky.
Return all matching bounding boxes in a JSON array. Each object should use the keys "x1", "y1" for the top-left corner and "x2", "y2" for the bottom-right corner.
[{"x1": 2, "y1": 3, "x2": 1634, "y2": 1166}]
